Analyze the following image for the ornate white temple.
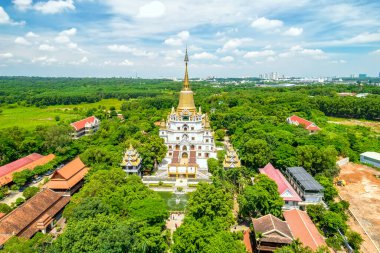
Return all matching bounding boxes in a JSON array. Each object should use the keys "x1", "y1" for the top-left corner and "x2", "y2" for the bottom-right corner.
[{"x1": 156, "y1": 49, "x2": 217, "y2": 180}]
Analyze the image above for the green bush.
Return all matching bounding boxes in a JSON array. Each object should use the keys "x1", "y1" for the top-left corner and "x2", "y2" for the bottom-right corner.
[
  {"x1": 15, "y1": 197, "x2": 25, "y2": 207},
  {"x1": 23, "y1": 186, "x2": 40, "y2": 200},
  {"x1": 0, "y1": 203, "x2": 12, "y2": 214}
]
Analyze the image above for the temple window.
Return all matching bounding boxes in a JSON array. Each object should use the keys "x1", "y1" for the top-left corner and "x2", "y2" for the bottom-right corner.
[
  {"x1": 177, "y1": 127, "x2": 180, "y2": 130},
  {"x1": 176, "y1": 137, "x2": 180, "y2": 140},
  {"x1": 191, "y1": 137, "x2": 195, "y2": 140},
  {"x1": 191, "y1": 127, "x2": 194, "y2": 130},
  {"x1": 205, "y1": 153, "x2": 209, "y2": 158},
  {"x1": 198, "y1": 146, "x2": 202, "y2": 150},
  {"x1": 206, "y1": 139, "x2": 209, "y2": 143}
]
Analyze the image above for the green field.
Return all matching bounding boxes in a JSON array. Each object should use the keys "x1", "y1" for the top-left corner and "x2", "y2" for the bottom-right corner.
[{"x1": 0, "y1": 99, "x2": 124, "y2": 130}]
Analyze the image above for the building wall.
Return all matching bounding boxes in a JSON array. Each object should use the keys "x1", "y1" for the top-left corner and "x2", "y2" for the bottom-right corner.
[{"x1": 360, "y1": 155, "x2": 380, "y2": 168}]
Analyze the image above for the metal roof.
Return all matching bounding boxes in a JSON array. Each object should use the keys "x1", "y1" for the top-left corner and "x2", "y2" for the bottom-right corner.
[
  {"x1": 361, "y1": 152, "x2": 380, "y2": 161},
  {"x1": 286, "y1": 167, "x2": 324, "y2": 192}
]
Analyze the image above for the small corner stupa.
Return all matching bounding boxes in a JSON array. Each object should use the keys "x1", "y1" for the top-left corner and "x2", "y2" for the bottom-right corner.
[{"x1": 121, "y1": 144, "x2": 142, "y2": 176}]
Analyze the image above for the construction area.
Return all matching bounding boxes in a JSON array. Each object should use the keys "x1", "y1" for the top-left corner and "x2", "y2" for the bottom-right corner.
[{"x1": 338, "y1": 162, "x2": 380, "y2": 253}]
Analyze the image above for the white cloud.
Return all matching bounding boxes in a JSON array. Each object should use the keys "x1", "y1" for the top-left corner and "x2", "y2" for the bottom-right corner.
[
  {"x1": 244, "y1": 50, "x2": 275, "y2": 58},
  {"x1": 192, "y1": 52, "x2": 217, "y2": 60},
  {"x1": 15, "y1": 37, "x2": 31, "y2": 45},
  {"x1": 55, "y1": 35, "x2": 70, "y2": 44},
  {"x1": 59, "y1": 28, "x2": 77, "y2": 36},
  {"x1": 119, "y1": 59, "x2": 134, "y2": 66},
  {"x1": 80, "y1": 56, "x2": 88, "y2": 63},
  {"x1": 12, "y1": 0, "x2": 32, "y2": 11},
  {"x1": 220, "y1": 38, "x2": 253, "y2": 52},
  {"x1": 164, "y1": 38, "x2": 183, "y2": 46},
  {"x1": 251, "y1": 17, "x2": 283, "y2": 30},
  {"x1": 280, "y1": 45, "x2": 327, "y2": 59},
  {"x1": 39, "y1": 44, "x2": 56, "y2": 51},
  {"x1": 137, "y1": 1, "x2": 166, "y2": 18},
  {"x1": 68, "y1": 42, "x2": 78, "y2": 49},
  {"x1": 220, "y1": 56, "x2": 234, "y2": 62},
  {"x1": 371, "y1": 49, "x2": 380, "y2": 55},
  {"x1": 330, "y1": 60, "x2": 346, "y2": 64},
  {"x1": 34, "y1": 0, "x2": 75, "y2": 14},
  {"x1": 0, "y1": 53, "x2": 13, "y2": 58},
  {"x1": 177, "y1": 31, "x2": 190, "y2": 41},
  {"x1": 107, "y1": 44, "x2": 156, "y2": 57},
  {"x1": 32, "y1": 56, "x2": 57, "y2": 64},
  {"x1": 0, "y1": 6, "x2": 24, "y2": 25},
  {"x1": 164, "y1": 31, "x2": 190, "y2": 46},
  {"x1": 283, "y1": 27, "x2": 303, "y2": 36},
  {"x1": 26, "y1": 32, "x2": 39, "y2": 38}
]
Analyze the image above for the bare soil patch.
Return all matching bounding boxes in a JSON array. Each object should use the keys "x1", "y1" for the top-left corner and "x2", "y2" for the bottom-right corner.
[
  {"x1": 338, "y1": 162, "x2": 380, "y2": 252},
  {"x1": 328, "y1": 119, "x2": 380, "y2": 133}
]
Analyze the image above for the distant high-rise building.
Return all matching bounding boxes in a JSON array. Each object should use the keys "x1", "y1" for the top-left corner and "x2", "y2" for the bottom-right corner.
[
  {"x1": 378, "y1": 72, "x2": 380, "y2": 78},
  {"x1": 359, "y1": 73, "x2": 367, "y2": 79}
]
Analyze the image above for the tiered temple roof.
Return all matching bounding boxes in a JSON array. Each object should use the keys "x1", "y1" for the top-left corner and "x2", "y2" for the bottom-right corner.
[
  {"x1": 223, "y1": 144, "x2": 241, "y2": 169},
  {"x1": 121, "y1": 145, "x2": 142, "y2": 168}
]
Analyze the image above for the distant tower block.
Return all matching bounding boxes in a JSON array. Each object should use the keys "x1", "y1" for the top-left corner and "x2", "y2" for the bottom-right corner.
[{"x1": 121, "y1": 145, "x2": 142, "y2": 176}]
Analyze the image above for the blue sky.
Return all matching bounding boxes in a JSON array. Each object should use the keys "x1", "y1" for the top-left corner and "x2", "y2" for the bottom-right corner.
[{"x1": 0, "y1": 0, "x2": 379, "y2": 77}]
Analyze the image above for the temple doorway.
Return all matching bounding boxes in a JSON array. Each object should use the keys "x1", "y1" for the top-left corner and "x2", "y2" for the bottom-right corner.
[{"x1": 180, "y1": 152, "x2": 189, "y2": 164}]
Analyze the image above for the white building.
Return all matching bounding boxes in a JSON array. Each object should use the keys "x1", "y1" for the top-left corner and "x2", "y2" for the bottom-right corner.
[
  {"x1": 360, "y1": 152, "x2": 380, "y2": 168},
  {"x1": 157, "y1": 49, "x2": 217, "y2": 179}
]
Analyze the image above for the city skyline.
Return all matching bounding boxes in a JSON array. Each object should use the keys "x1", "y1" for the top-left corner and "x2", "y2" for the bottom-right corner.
[{"x1": 0, "y1": 0, "x2": 380, "y2": 77}]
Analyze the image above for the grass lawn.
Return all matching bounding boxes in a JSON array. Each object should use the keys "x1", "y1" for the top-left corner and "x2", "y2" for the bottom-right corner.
[
  {"x1": 0, "y1": 99, "x2": 124, "y2": 130},
  {"x1": 157, "y1": 192, "x2": 189, "y2": 211}
]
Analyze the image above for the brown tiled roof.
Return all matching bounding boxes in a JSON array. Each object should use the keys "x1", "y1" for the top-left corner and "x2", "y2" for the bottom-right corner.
[
  {"x1": 283, "y1": 209, "x2": 327, "y2": 251},
  {"x1": 0, "y1": 188, "x2": 70, "y2": 245},
  {"x1": 252, "y1": 214, "x2": 293, "y2": 244},
  {"x1": 0, "y1": 154, "x2": 55, "y2": 187},
  {"x1": 45, "y1": 157, "x2": 88, "y2": 190}
]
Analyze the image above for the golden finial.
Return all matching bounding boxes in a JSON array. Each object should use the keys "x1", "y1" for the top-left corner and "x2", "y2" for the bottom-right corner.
[{"x1": 183, "y1": 47, "x2": 190, "y2": 90}]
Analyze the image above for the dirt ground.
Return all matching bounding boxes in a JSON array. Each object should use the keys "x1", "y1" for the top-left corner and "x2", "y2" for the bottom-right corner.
[{"x1": 338, "y1": 162, "x2": 380, "y2": 253}]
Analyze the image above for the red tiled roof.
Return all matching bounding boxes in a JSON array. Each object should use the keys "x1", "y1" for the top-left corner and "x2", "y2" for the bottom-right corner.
[
  {"x1": 0, "y1": 153, "x2": 43, "y2": 178},
  {"x1": 0, "y1": 154, "x2": 55, "y2": 187},
  {"x1": 243, "y1": 230, "x2": 253, "y2": 253},
  {"x1": 45, "y1": 157, "x2": 88, "y2": 190},
  {"x1": 287, "y1": 115, "x2": 320, "y2": 131},
  {"x1": 70, "y1": 116, "x2": 98, "y2": 131},
  {"x1": 0, "y1": 189, "x2": 70, "y2": 245},
  {"x1": 259, "y1": 163, "x2": 302, "y2": 202},
  {"x1": 252, "y1": 214, "x2": 293, "y2": 244},
  {"x1": 283, "y1": 209, "x2": 327, "y2": 251}
]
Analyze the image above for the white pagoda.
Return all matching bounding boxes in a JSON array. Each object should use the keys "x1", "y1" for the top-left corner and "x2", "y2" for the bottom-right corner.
[
  {"x1": 157, "y1": 49, "x2": 217, "y2": 179},
  {"x1": 121, "y1": 145, "x2": 142, "y2": 176}
]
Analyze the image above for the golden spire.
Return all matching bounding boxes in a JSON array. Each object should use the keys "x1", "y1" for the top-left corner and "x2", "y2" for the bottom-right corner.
[
  {"x1": 177, "y1": 47, "x2": 196, "y2": 115},
  {"x1": 183, "y1": 47, "x2": 190, "y2": 90}
]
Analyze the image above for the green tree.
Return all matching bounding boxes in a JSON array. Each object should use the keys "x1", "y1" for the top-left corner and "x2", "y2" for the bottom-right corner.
[
  {"x1": 22, "y1": 186, "x2": 39, "y2": 200},
  {"x1": 346, "y1": 230, "x2": 363, "y2": 252},
  {"x1": 214, "y1": 129, "x2": 225, "y2": 141},
  {"x1": 12, "y1": 169, "x2": 34, "y2": 186},
  {"x1": 240, "y1": 139, "x2": 271, "y2": 169},
  {"x1": 315, "y1": 175, "x2": 338, "y2": 203},
  {"x1": 238, "y1": 174, "x2": 284, "y2": 218}
]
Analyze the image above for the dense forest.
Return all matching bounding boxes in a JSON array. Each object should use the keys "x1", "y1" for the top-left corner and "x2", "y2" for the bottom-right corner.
[{"x1": 0, "y1": 77, "x2": 379, "y2": 252}]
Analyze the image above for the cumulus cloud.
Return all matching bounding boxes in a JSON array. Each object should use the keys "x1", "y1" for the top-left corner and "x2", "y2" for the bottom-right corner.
[
  {"x1": 219, "y1": 38, "x2": 253, "y2": 52},
  {"x1": 164, "y1": 30, "x2": 190, "y2": 46},
  {"x1": 192, "y1": 52, "x2": 217, "y2": 60},
  {"x1": 137, "y1": 1, "x2": 166, "y2": 18},
  {"x1": 371, "y1": 49, "x2": 380, "y2": 54},
  {"x1": 39, "y1": 44, "x2": 56, "y2": 51},
  {"x1": 220, "y1": 56, "x2": 234, "y2": 62},
  {"x1": 279, "y1": 45, "x2": 327, "y2": 59},
  {"x1": 119, "y1": 59, "x2": 134, "y2": 66},
  {"x1": 55, "y1": 28, "x2": 77, "y2": 44},
  {"x1": 34, "y1": 0, "x2": 75, "y2": 14},
  {"x1": 32, "y1": 56, "x2": 57, "y2": 64},
  {"x1": 330, "y1": 59, "x2": 346, "y2": 64},
  {"x1": 244, "y1": 50, "x2": 275, "y2": 58},
  {"x1": 26, "y1": 32, "x2": 39, "y2": 38},
  {"x1": 251, "y1": 17, "x2": 283, "y2": 30},
  {"x1": 12, "y1": 0, "x2": 32, "y2": 11},
  {"x1": 107, "y1": 44, "x2": 156, "y2": 57},
  {"x1": 15, "y1": 37, "x2": 31, "y2": 45},
  {"x1": 0, "y1": 53, "x2": 13, "y2": 58},
  {"x1": 0, "y1": 6, "x2": 25, "y2": 25},
  {"x1": 283, "y1": 27, "x2": 303, "y2": 36}
]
